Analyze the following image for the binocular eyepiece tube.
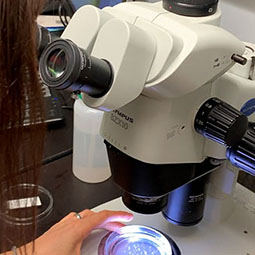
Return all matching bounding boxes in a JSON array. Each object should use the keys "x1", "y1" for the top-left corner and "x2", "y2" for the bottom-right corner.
[{"x1": 39, "y1": 39, "x2": 113, "y2": 98}]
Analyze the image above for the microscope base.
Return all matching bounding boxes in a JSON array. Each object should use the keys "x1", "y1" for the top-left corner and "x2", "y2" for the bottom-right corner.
[{"x1": 81, "y1": 184, "x2": 255, "y2": 255}]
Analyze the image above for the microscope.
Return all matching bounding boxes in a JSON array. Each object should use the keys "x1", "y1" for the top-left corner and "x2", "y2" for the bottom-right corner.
[{"x1": 39, "y1": 0, "x2": 255, "y2": 254}]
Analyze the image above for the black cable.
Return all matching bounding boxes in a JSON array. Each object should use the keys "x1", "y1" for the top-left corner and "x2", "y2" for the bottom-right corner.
[
  {"x1": 64, "y1": 9, "x2": 69, "y2": 26},
  {"x1": 58, "y1": 4, "x2": 68, "y2": 27},
  {"x1": 42, "y1": 148, "x2": 73, "y2": 165}
]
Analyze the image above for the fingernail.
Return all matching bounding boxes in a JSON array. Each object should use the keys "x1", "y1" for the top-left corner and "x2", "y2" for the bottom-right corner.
[
  {"x1": 116, "y1": 226, "x2": 125, "y2": 234},
  {"x1": 127, "y1": 214, "x2": 134, "y2": 219}
]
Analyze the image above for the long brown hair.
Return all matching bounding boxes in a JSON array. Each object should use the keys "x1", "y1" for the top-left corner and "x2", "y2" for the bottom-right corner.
[{"x1": 0, "y1": 0, "x2": 46, "y2": 252}]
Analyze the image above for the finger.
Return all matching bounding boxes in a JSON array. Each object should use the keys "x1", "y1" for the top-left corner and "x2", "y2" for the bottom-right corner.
[
  {"x1": 78, "y1": 209, "x2": 95, "y2": 219},
  {"x1": 78, "y1": 210, "x2": 133, "y2": 238},
  {"x1": 95, "y1": 210, "x2": 134, "y2": 224},
  {"x1": 99, "y1": 222, "x2": 126, "y2": 233},
  {"x1": 59, "y1": 209, "x2": 94, "y2": 224}
]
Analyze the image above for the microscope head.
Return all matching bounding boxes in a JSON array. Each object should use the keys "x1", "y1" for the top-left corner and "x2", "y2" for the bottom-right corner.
[{"x1": 39, "y1": 1, "x2": 255, "y2": 226}]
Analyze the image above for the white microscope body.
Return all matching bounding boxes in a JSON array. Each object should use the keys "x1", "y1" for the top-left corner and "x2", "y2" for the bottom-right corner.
[
  {"x1": 62, "y1": 1, "x2": 254, "y2": 164},
  {"x1": 40, "y1": 1, "x2": 255, "y2": 253}
]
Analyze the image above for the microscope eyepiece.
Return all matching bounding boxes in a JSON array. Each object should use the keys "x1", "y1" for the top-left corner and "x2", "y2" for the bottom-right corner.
[
  {"x1": 39, "y1": 39, "x2": 113, "y2": 97},
  {"x1": 163, "y1": 0, "x2": 219, "y2": 17},
  {"x1": 37, "y1": 25, "x2": 58, "y2": 57}
]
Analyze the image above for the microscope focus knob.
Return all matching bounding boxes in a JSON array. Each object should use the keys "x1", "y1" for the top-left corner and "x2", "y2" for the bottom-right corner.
[
  {"x1": 227, "y1": 126, "x2": 255, "y2": 176},
  {"x1": 195, "y1": 98, "x2": 248, "y2": 147}
]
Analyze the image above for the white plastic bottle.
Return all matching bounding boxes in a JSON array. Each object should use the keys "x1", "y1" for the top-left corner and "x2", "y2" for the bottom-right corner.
[{"x1": 72, "y1": 98, "x2": 111, "y2": 183}]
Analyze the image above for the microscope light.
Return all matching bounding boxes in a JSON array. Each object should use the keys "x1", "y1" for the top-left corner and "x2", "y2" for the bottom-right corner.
[{"x1": 99, "y1": 225, "x2": 172, "y2": 255}]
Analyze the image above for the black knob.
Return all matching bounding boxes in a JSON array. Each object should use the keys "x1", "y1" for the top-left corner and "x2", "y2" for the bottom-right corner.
[
  {"x1": 162, "y1": 0, "x2": 219, "y2": 17},
  {"x1": 227, "y1": 126, "x2": 255, "y2": 176},
  {"x1": 231, "y1": 54, "x2": 247, "y2": 66},
  {"x1": 195, "y1": 98, "x2": 248, "y2": 146}
]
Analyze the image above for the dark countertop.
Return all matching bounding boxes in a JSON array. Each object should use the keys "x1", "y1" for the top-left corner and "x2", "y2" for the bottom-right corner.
[{"x1": 37, "y1": 154, "x2": 122, "y2": 236}]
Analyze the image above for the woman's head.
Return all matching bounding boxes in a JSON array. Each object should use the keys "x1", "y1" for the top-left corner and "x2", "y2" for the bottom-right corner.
[{"x1": 0, "y1": 0, "x2": 46, "y2": 252}]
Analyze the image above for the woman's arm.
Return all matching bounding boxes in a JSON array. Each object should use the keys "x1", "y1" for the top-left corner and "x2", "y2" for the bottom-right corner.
[{"x1": 3, "y1": 209, "x2": 133, "y2": 255}]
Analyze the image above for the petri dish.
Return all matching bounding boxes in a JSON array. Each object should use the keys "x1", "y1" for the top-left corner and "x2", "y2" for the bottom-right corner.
[
  {"x1": 98, "y1": 225, "x2": 173, "y2": 255},
  {"x1": 0, "y1": 183, "x2": 53, "y2": 225}
]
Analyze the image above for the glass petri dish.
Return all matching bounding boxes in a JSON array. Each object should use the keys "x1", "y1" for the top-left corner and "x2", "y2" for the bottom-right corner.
[
  {"x1": 0, "y1": 183, "x2": 53, "y2": 225},
  {"x1": 98, "y1": 225, "x2": 173, "y2": 255}
]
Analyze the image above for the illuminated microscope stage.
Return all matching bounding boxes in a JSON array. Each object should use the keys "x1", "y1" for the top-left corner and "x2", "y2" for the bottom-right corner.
[{"x1": 81, "y1": 184, "x2": 255, "y2": 255}]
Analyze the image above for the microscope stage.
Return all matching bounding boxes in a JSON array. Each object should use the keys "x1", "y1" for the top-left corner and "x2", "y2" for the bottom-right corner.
[{"x1": 81, "y1": 184, "x2": 255, "y2": 255}]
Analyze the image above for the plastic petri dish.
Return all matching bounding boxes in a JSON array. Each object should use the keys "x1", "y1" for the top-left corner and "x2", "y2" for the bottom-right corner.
[
  {"x1": 98, "y1": 225, "x2": 173, "y2": 255},
  {"x1": 0, "y1": 183, "x2": 53, "y2": 225}
]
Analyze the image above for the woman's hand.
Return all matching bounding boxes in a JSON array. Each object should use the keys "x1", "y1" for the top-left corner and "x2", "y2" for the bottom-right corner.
[{"x1": 19, "y1": 209, "x2": 133, "y2": 255}]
